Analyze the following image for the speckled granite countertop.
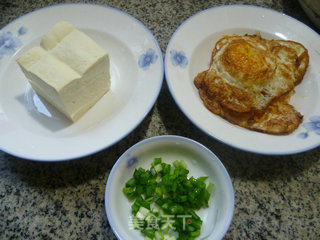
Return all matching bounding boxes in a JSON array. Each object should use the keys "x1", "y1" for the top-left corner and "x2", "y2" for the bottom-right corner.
[{"x1": 0, "y1": 0, "x2": 320, "y2": 239}]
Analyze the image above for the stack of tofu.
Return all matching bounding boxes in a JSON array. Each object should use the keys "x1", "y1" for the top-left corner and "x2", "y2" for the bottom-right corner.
[{"x1": 17, "y1": 21, "x2": 111, "y2": 122}]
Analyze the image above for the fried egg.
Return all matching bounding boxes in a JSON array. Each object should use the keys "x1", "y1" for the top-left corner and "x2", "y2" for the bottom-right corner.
[
  {"x1": 195, "y1": 71, "x2": 303, "y2": 135},
  {"x1": 202, "y1": 34, "x2": 308, "y2": 113},
  {"x1": 194, "y1": 34, "x2": 309, "y2": 135}
]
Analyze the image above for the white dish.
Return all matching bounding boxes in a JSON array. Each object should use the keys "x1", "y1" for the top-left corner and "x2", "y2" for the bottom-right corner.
[
  {"x1": 105, "y1": 135, "x2": 234, "y2": 240},
  {"x1": 0, "y1": 3, "x2": 163, "y2": 161},
  {"x1": 165, "y1": 5, "x2": 320, "y2": 155}
]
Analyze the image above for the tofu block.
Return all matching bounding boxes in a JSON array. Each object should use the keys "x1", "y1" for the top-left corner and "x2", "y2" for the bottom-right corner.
[{"x1": 17, "y1": 21, "x2": 110, "y2": 122}]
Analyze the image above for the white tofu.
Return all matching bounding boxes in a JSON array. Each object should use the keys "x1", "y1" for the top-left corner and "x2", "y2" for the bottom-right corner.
[{"x1": 17, "y1": 21, "x2": 110, "y2": 122}]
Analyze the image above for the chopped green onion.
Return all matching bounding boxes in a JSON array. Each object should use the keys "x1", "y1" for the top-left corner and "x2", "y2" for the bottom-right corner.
[
  {"x1": 153, "y1": 157, "x2": 162, "y2": 166},
  {"x1": 136, "y1": 206, "x2": 150, "y2": 220},
  {"x1": 190, "y1": 230, "x2": 201, "y2": 237},
  {"x1": 125, "y1": 177, "x2": 136, "y2": 187},
  {"x1": 154, "y1": 164, "x2": 163, "y2": 173},
  {"x1": 142, "y1": 229, "x2": 156, "y2": 238},
  {"x1": 123, "y1": 157, "x2": 214, "y2": 239}
]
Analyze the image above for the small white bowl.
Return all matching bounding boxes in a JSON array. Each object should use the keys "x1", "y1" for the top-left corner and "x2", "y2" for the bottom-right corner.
[{"x1": 105, "y1": 135, "x2": 234, "y2": 240}]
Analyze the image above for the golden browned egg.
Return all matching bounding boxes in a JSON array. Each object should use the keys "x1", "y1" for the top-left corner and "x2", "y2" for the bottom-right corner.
[
  {"x1": 203, "y1": 34, "x2": 308, "y2": 113},
  {"x1": 194, "y1": 34, "x2": 309, "y2": 135},
  {"x1": 195, "y1": 71, "x2": 303, "y2": 135}
]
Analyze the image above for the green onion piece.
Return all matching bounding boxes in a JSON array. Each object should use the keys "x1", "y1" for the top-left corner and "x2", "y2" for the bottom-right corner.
[
  {"x1": 190, "y1": 230, "x2": 200, "y2": 237},
  {"x1": 197, "y1": 176, "x2": 208, "y2": 182},
  {"x1": 131, "y1": 202, "x2": 140, "y2": 216},
  {"x1": 135, "y1": 185, "x2": 144, "y2": 195},
  {"x1": 155, "y1": 198, "x2": 164, "y2": 206},
  {"x1": 125, "y1": 177, "x2": 136, "y2": 187},
  {"x1": 122, "y1": 187, "x2": 135, "y2": 200},
  {"x1": 186, "y1": 225, "x2": 195, "y2": 232},
  {"x1": 191, "y1": 219, "x2": 202, "y2": 230},
  {"x1": 153, "y1": 157, "x2": 162, "y2": 165},
  {"x1": 141, "y1": 229, "x2": 156, "y2": 238},
  {"x1": 154, "y1": 164, "x2": 163, "y2": 173},
  {"x1": 155, "y1": 188, "x2": 162, "y2": 197},
  {"x1": 137, "y1": 197, "x2": 151, "y2": 210},
  {"x1": 179, "y1": 195, "x2": 187, "y2": 202}
]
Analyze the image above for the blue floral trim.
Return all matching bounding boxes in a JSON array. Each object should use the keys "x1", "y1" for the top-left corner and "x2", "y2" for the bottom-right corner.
[
  {"x1": 0, "y1": 26, "x2": 27, "y2": 60},
  {"x1": 126, "y1": 156, "x2": 138, "y2": 168},
  {"x1": 297, "y1": 115, "x2": 320, "y2": 139},
  {"x1": 170, "y1": 50, "x2": 188, "y2": 68},
  {"x1": 138, "y1": 48, "x2": 158, "y2": 70},
  {"x1": 18, "y1": 26, "x2": 28, "y2": 35}
]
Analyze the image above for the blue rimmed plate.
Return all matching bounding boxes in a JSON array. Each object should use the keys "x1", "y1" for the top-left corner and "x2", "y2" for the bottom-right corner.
[
  {"x1": 0, "y1": 3, "x2": 163, "y2": 161},
  {"x1": 165, "y1": 5, "x2": 320, "y2": 155}
]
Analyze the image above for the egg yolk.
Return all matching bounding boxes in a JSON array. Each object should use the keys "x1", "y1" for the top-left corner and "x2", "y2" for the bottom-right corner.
[{"x1": 222, "y1": 40, "x2": 274, "y2": 85}]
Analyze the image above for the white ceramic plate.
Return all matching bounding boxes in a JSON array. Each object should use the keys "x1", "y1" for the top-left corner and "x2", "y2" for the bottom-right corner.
[
  {"x1": 165, "y1": 5, "x2": 320, "y2": 155},
  {"x1": 105, "y1": 135, "x2": 234, "y2": 240},
  {"x1": 0, "y1": 3, "x2": 163, "y2": 161}
]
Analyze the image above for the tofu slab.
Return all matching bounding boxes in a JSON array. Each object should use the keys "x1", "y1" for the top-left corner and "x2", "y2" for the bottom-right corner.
[{"x1": 17, "y1": 21, "x2": 110, "y2": 122}]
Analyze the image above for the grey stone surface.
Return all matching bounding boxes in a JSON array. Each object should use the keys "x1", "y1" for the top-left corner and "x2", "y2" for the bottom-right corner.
[{"x1": 0, "y1": 0, "x2": 320, "y2": 239}]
